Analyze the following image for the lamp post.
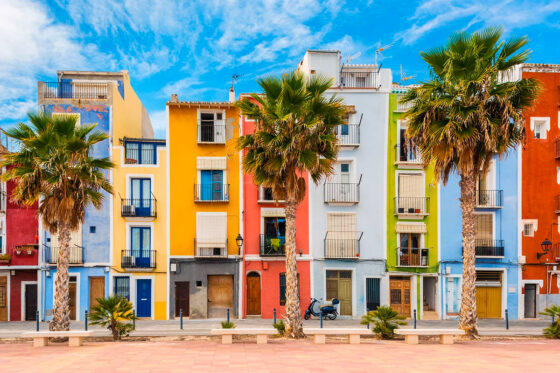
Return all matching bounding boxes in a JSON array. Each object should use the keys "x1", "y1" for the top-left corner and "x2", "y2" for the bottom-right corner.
[
  {"x1": 538, "y1": 238, "x2": 552, "y2": 260},
  {"x1": 236, "y1": 234, "x2": 243, "y2": 255}
]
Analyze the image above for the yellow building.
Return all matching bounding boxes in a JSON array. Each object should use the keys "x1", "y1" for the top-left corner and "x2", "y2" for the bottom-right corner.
[
  {"x1": 111, "y1": 137, "x2": 168, "y2": 320},
  {"x1": 167, "y1": 96, "x2": 242, "y2": 319}
]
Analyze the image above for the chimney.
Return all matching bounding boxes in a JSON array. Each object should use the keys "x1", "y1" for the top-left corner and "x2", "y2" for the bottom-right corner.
[
  {"x1": 170, "y1": 94, "x2": 178, "y2": 103},
  {"x1": 229, "y1": 87, "x2": 235, "y2": 103}
]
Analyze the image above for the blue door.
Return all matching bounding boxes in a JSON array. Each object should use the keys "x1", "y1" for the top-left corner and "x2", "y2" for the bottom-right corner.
[
  {"x1": 131, "y1": 227, "x2": 151, "y2": 267},
  {"x1": 131, "y1": 178, "x2": 151, "y2": 216},
  {"x1": 201, "y1": 170, "x2": 223, "y2": 201},
  {"x1": 136, "y1": 279, "x2": 151, "y2": 318}
]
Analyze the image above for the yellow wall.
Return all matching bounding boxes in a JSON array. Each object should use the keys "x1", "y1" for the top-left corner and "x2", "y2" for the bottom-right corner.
[
  {"x1": 111, "y1": 77, "x2": 147, "y2": 141},
  {"x1": 168, "y1": 104, "x2": 240, "y2": 256},
  {"x1": 111, "y1": 145, "x2": 168, "y2": 320}
]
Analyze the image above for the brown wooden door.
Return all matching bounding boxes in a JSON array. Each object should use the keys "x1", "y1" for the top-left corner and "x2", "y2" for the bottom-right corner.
[
  {"x1": 476, "y1": 286, "x2": 502, "y2": 318},
  {"x1": 69, "y1": 281, "x2": 77, "y2": 320},
  {"x1": 0, "y1": 277, "x2": 7, "y2": 321},
  {"x1": 246, "y1": 273, "x2": 261, "y2": 315},
  {"x1": 326, "y1": 270, "x2": 353, "y2": 316},
  {"x1": 390, "y1": 277, "x2": 411, "y2": 317},
  {"x1": 89, "y1": 277, "x2": 105, "y2": 311},
  {"x1": 175, "y1": 282, "x2": 189, "y2": 317},
  {"x1": 207, "y1": 275, "x2": 234, "y2": 318}
]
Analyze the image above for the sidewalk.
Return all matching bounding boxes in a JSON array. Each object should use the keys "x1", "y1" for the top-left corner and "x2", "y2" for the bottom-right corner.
[{"x1": 0, "y1": 318, "x2": 550, "y2": 338}]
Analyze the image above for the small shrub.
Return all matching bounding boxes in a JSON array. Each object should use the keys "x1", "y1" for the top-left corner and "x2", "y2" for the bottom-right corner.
[
  {"x1": 89, "y1": 296, "x2": 136, "y2": 341},
  {"x1": 540, "y1": 304, "x2": 560, "y2": 339},
  {"x1": 0, "y1": 253, "x2": 11, "y2": 260},
  {"x1": 221, "y1": 321, "x2": 236, "y2": 329},
  {"x1": 273, "y1": 320, "x2": 285, "y2": 336},
  {"x1": 361, "y1": 305, "x2": 407, "y2": 339}
]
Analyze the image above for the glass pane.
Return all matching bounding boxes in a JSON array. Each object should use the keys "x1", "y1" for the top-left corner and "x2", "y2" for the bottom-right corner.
[
  {"x1": 131, "y1": 228, "x2": 140, "y2": 255},
  {"x1": 131, "y1": 179, "x2": 140, "y2": 206},
  {"x1": 400, "y1": 234, "x2": 409, "y2": 248},
  {"x1": 143, "y1": 228, "x2": 150, "y2": 255},
  {"x1": 411, "y1": 234, "x2": 420, "y2": 248},
  {"x1": 340, "y1": 163, "x2": 349, "y2": 173},
  {"x1": 142, "y1": 179, "x2": 151, "y2": 206}
]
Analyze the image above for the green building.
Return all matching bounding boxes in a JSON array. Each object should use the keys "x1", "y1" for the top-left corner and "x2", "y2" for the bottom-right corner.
[{"x1": 386, "y1": 86, "x2": 440, "y2": 320}]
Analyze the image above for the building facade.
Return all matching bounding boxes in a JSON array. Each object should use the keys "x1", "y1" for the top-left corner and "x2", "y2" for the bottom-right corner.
[
  {"x1": 37, "y1": 70, "x2": 153, "y2": 321},
  {"x1": 240, "y1": 96, "x2": 311, "y2": 319},
  {"x1": 167, "y1": 97, "x2": 242, "y2": 319},
  {"x1": 520, "y1": 63, "x2": 560, "y2": 318},
  {"x1": 298, "y1": 50, "x2": 391, "y2": 318},
  {"x1": 386, "y1": 88, "x2": 440, "y2": 319}
]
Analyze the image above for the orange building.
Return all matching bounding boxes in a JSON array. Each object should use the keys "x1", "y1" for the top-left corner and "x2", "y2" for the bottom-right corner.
[{"x1": 521, "y1": 64, "x2": 560, "y2": 318}]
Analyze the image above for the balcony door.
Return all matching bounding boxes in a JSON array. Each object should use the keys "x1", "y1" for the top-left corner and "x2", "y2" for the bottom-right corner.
[
  {"x1": 131, "y1": 227, "x2": 151, "y2": 267},
  {"x1": 399, "y1": 233, "x2": 422, "y2": 266},
  {"x1": 397, "y1": 173, "x2": 424, "y2": 213},
  {"x1": 199, "y1": 112, "x2": 224, "y2": 142},
  {"x1": 263, "y1": 217, "x2": 286, "y2": 254},
  {"x1": 131, "y1": 178, "x2": 151, "y2": 216},
  {"x1": 201, "y1": 170, "x2": 223, "y2": 201}
]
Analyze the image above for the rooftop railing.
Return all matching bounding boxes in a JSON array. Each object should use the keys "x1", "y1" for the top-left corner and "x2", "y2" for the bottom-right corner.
[{"x1": 39, "y1": 82, "x2": 110, "y2": 100}]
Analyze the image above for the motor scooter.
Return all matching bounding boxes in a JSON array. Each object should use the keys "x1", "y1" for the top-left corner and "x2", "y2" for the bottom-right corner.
[{"x1": 304, "y1": 298, "x2": 339, "y2": 320}]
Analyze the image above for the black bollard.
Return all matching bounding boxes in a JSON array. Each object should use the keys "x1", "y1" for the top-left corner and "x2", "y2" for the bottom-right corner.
[
  {"x1": 227, "y1": 308, "x2": 230, "y2": 323},
  {"x1": 413, "y1": 309, "x2": 417, "y2": 329},
  {"x1": 180, "y1": 308, "x2": 183, "y2": 330},
  {"x1": 273, "y1": 308, "x2": 276, "y2": 325},
  {"x1": 320, "y1": 313, "x2": 323, "y2": 328},
  {"x1": 505, "y1": 309, "x2": 509, "y2": 330},
  {"x1": 133, "y1": 310, "x2": 136, "y2": 329},
  {"x1": 36, "y1": 310, "x2": 39, "y2": 332},
  {"x1": 85, "y1": 310, "x2": 88, "y2": 331}
]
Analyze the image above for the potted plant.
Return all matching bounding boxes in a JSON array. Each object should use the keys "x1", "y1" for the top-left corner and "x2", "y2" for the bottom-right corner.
[
  {"x1": 15, "y1": 247, "x2": 22, "y2": 255},
  {"x1": 0, "y1": 253, "x2": 11, "y2": 264}
]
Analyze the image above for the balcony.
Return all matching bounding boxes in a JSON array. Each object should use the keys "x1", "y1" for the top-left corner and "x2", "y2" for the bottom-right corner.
[
  {"x1": 395, "y1": 95, "x2": 414, "y2": 112},
  {"x1": 194, "y1": 239, "x2": 228, "y2": 258},
  {"x1": 44, "y1": 245, "x2": 84, "y2": 265},
  {"x1": 340, "y1": 71, "x2": 379, "y2": 89},
  {"x1": 258, "y1": 187, "x2": 284, "y2": 203},
  {"x1": 335, "y1": 122, "x2": 360, "y2": 148},
  {"x1": 121, "y1": 250, "x2": 156, "y2": 269},
  {"x1": 475, "y1": 190, "x2": 503, "y2": 208},
  {"x1": 197, "y1": 123, "x2": 226, "y2": 144},
  {"x1": 394, "y1": 197, "x2": 429, "y2": 217},
  {"x1": 194, "y1": 184, "x2": 229, "y2": 202},
  {"x1": 397, "y1": 247, "x2": 429, "y2": 267},
  {"x1": 39, "y1": 82, "x2": 109, "y2": 100},
  {"x1": 474, "y1": 239, "x2": 504, "y2": 257},
  {"x1": 260, "y1": 234, "x2": 286, "y2": 256},
  {"x1": 324, "y1": 232, "x2": 363, "y2": 259},
  {"x1": 394, "y1": 145, "x2": 423, "y2": 167},
  {"x1": 121, "y1": 198, "x2": 157, "y2": 218},
  {"x1": 324, "y1": 178, "x2": 361, "y2": 205}
]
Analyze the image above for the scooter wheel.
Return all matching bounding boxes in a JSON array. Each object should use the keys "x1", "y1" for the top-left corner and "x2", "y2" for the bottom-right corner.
[
  {"x1": 327, "y1": 312, "x2": 337, "y2": 320},
  {"x1": 304, "y1": 313, "x2": 310, "y2": 320}
]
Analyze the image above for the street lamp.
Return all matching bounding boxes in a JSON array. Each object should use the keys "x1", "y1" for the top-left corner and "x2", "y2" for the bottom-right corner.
[
  {"x1": 235, "y1": 234, "x2": 243, "y2": 255},
  {"x1": 538, "y1": 237, "x2": 552, "y2": 260}
]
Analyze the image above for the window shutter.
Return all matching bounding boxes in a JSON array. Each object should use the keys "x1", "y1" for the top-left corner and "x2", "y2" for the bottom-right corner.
[
  {"x1": 197, "y1": 157, "x2": 226, "y2": 170},
  {"x1": 398, "y1": 174, "x2": 423, "y2": 197},
  {"x1": 475, "y1": 214, "x2": 493, "y2": 240},
  {"x1": 395, "y1": 222, "x2": 427, "y2": 234},
  {"x1": 327, "y1": 213, "x2": 356, "y2": 240},
  {"x1": 196, "y1": 213, "x2": 227, "y2": 248}
]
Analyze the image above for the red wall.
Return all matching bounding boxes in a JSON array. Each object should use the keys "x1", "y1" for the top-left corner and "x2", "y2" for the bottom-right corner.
[
  {"x1": 521, "y1": 69, "x2": 560, "y2": 295},
  {"x1": 9, "y1": 270, "x2": 36, "y2": 321}
]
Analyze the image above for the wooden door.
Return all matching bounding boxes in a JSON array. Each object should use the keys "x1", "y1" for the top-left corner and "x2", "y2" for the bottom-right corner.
[
  {"x1": 0, "y1": 277, "x2": 7, "y2": 321},
  {"x1": 390, "y1": 277, "x2": 411, "y2": 317},
  {"x1": 246, "y1": 273, "x2": 261, "y2": 315},
  {"x1": 207, "y1": 275, "x2": 234, "y2": 318},
  {"x1": 476, "y1": 286, "x2": 501, "y2": 318},
  {"x1": 175, "y1": 282, "x2": 189, "y2": 317},
  {"x1": 326, "y1": 270, "x2": 352, "y2": 316},
  {"x1": 89, "y1": 277, "x2": 105, "y2": 311},
  {"x1": 24, "y1": 284, "x2": 38, "y2": 321},
  {"x1": 69, "y1": 281, "x2": 77, "y2": 320}
]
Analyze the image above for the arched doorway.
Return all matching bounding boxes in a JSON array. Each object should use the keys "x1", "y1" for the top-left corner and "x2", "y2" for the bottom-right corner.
[{"x1": 246, "y1": 272, "x2": 261, "y2": 316}]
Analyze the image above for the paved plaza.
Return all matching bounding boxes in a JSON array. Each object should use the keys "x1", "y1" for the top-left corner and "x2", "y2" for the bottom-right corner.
[{"x1": 0, "y1": 338, "x2": 559, "y2": 372}]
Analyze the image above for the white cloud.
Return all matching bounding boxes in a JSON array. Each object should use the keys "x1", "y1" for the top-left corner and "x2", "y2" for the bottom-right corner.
[{"x1": 149, "y1": 109, "x2": 167, "y2": 138}]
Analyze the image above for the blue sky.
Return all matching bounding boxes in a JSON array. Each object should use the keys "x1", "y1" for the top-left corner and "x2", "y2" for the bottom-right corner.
[{"x1": 1, "y1": 0, "x2": 560, "y2": 138}]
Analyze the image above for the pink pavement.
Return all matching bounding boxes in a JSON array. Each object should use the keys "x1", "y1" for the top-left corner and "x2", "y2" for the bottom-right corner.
[{"x1": 0, "y1": 339, "x2": 559, "y2": 372}]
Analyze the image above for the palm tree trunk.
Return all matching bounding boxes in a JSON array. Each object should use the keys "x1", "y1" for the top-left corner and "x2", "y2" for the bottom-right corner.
[
  {"x1": 283, "y1": 198, "x2": 305, "y2": 338},
  {"x1": 459, "y1": 169, "x2": 479, "y2": 338},
  {"x1": 49, "y1": 222, "x2": 72, "y2": 332}
]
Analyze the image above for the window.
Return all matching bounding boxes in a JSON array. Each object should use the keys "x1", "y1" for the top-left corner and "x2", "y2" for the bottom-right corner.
[
  {"x1": 89, "y1": 226, "x2": 96, "y2": 234},
  {"x1": 397, "y1": 173, "x2": 425, "y2": 213},
  {"x1": 198, "y1": 112, "x2": 225, "y2": 143},
  {"x1": 475, "y1": 214, "x2": 493, "y2": 243},
  {"x1": 325, "y1": 213, "x2": 358, "y2": 257},
  {"x1": 130, "y1": 178, "x2": 152, "y2": 215},
  {"x1": 200, "y1": 170, "x2": 224, "y2": 201},
  {"x1": 264, "y1": 217, "x2": 286, "y2": 251},
  {"x1": 339, "y1": 163, "x2": 350, "y2": 183},
  {"x1": 196, "y1": 213, "x2": 227, "y2": 256},
  {"x1": 114, "y1": 277, "x2": 130, "y2": 300},
  {"x1": 523, "y1": 223, "x2": 535, "y2": 237},
  {"x1": 530, "y1": 117, "x2": 550, "y2": 140},
  {"x1": 262, "y1": 187, "x2": 274, "y2": 201},
  {"x1": 124, "y1": 142, "x2": 162, "y2": 165},
  {"x1": 279, "y1": 273, "x2": 299, "y2": 306},
  {"x1": 130, "y1": 227, "x2": 151, "y2": 267}
]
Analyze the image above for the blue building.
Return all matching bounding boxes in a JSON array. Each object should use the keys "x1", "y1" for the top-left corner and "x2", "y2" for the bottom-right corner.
[
  {"x1": 37, "y1": 71, "x2": 153, "y2": 321},
  {"x1": 439, "y1": 151, "x2": 521, "y2": 319}
]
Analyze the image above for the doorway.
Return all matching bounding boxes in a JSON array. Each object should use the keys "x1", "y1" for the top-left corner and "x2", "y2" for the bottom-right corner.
[
  {"x1": 326, "y1": 270, "x2": 352, "y2": 316},
  {"x1": 207, "y1": 275, "x2": 234, "y2": 318},
  {"x1": 390, "y1": 276, "x2": 411, "y2": 317},
  {"x1": 136, "y1": 279, "x2": 152, "y2": 318},
  {"x1": 365, "y1": 278, "x2": 380, "y2": 312},
  {"x1": 175, "y1": 281, "x2": 189, "y2": 317},
  {"x1": 475, "y1": 271, "x2": 502, "y2": 318},
  {"x1": 422, "y1": 277, "x2": 438, "y2": 319},
  {"x1": 89, "y1": 277, "x2": 105, "y2": 311},
  {"x1": 69, "y1": 276, "x2": 77, "y2": 320},
  {"x1": 24, "y1": 283, "x2": 38, "y2": 321},
  {"x1": 246, "y1": 272, "x2": 261, "y2": 316},
  {"x1": 0, "y1": 276, "x2": 7, "y2": 321},
  {"x1": 524, "y1": 284, "x2": 537, "y2": 318}
]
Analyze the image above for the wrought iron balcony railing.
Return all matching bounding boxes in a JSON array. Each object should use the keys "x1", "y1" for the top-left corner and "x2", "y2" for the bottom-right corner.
[
  {"x1": 197, "y1": 123, "x2": 226, "y2": 144},
  {"x1": 397, "y1": 247, "x2": 429, "y2": 267},
  {"x1": 474, "y1": 239, "x2": 505, "y2": 257},
  {"x1": 340, "y1": 71, "x2": 379, "y2": 89},
  {"x1": 394, "y1": 197, "x2": 429, "y2": 215},
  {"x1": 475, "y1": 190, "x2": 503, "y2": 208},
  {"x1": 121, "y1": 198, "x2": 157, "y2": 217},
  {"x1": 324, "y1": 232, "x2": 363, "y2": 258},
  {"x1": 260, "y1": 234, "x2": 286, "y2": 256},
  {"x1": 324, "y1": 176, "x2": 361, "y2": 204},
  {"x1": 194, "y1": 184, "x2": 229, "y2": 202},
  {"x1": 44, "y1": 244, "x2": 84, "y2": 264},
  {"x1": 335, "y1": 119, "x2": 361, "y2": 147},
  {"x1": 39, "y1": 82, "x2": 109, "y2": 100},
  {"x1": 121, "y1": 250, "x2": 156, "y2": 269},
  {"x1": 394, "y1": 144, "x2": 422, "y2": 165},
  {"x1": 194, "y1": 239, "x2": 228, "y2": 258}
]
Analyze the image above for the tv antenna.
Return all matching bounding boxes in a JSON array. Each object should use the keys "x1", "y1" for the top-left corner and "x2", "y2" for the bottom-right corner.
[
  {"x1": 374, "y1": 43, "x2": 392, "y2": 66},
  {"x1": 231, "y1": 73, "x2": 242, "y2": 89},
  {"x1": 345, "y1": 52, "x2": 362, "y2": 64},
  {"x1": 399, "y1": 65, "x2": 416, "y2": 83}
]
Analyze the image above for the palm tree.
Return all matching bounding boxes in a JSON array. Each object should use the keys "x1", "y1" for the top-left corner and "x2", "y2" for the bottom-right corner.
[
  {"x1": 401, "y1": 27, "x2": 540, "y2": 337},
  {"x1": 2, "y1": 113, "x2": 113, "y2": 331},
  {"x1": 237, "y1": 71, "x2": 346, "y2": 338}
]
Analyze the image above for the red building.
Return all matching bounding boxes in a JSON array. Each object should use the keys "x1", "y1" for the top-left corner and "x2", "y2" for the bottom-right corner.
[
  {"x1": 240, "y1": 96, "x2": 311, "y2": 319},
  {"x1": 521, "y1": 64, "x2": 560, "y2": 318},
  {"x1": 0, "y1": 147, "x2": 39, "y2": 322}
]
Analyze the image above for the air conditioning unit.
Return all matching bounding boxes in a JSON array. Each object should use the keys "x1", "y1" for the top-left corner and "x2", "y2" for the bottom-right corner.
[
  {"x1": 122, "y1": 256, "x2": 136, "y2": 267},
  {"x1": 122, "y1": 205, "x2": 136, "y2": 216}
]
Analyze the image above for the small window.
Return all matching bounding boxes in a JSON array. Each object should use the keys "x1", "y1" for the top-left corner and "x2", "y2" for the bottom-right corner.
[
  {"x1": 89, "y1": 226, "x2": 96, "y2": 234},
  {"x1": 534, "y1": 122, "x2": 542, "y2": 139},
  {"x1": 279, "y1": 273, "x2": 299, "y2": 306},
  {"x1": 114, "y1": 277, "x2": 130, "y2": 300},
  {"x1": 523, "y1": 223, "x2": 535, "y2": 237},
  {"x1": 531, "y1": 117, "x2": 550, "y2": 140},
  {"x1": 196, "y1": 281, "x2": 202, "y2": 287}
]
